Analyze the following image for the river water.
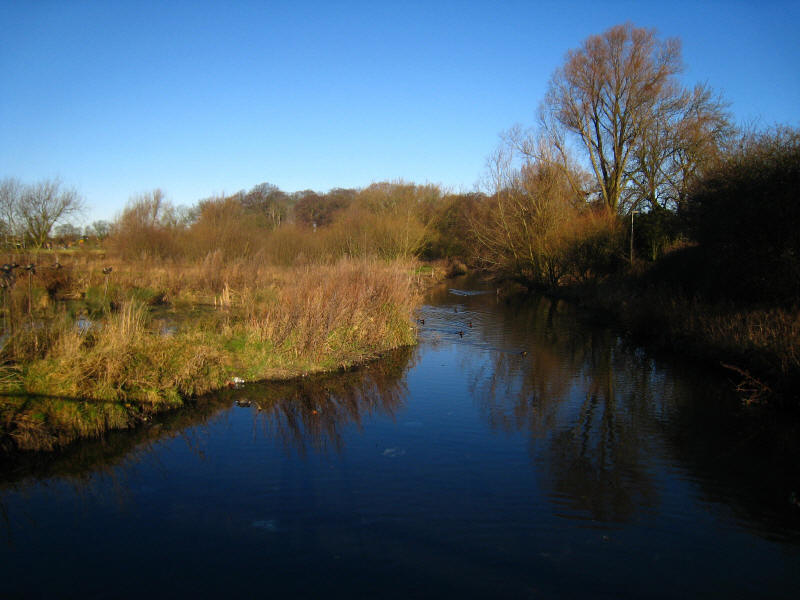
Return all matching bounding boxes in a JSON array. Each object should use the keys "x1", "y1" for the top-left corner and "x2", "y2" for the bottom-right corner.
[{"x1": 1, "y1": 279, "x2": 799, "y2": 598}]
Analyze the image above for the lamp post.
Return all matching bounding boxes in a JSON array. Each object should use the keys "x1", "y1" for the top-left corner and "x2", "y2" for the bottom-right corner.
[{"x1": 630, "y1": 210, "x2": 639, "y2": 265}]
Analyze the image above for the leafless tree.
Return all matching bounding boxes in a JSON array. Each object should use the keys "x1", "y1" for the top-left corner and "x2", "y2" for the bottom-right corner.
[
  {"x1": 242, "y1": 182, "x2": 291, "y2": 229},
  {"x1": 53, "y1": 223, "x2": 82, "y2": 243},
  {"x1": 122, "y1": 189, "x2": 169, "y2": 227},
  {"x1": 15, "y1": 178, "x2": 84, "y2": 248},
  {"x1": 88, "y1": 220, "x2": 112, "y2": 240},
  {"x1": 472, "y1": 134, "x2": 589, "y2": 287},
  {"x1": 542, "y1": 23, "x2": 683, "y2": 213},
  {"x1": 626, "y1": 83, "x2": 733, "y2": 211},
  {"x1": 0, "y1": 178, "x2": 22, "y2": 246}
]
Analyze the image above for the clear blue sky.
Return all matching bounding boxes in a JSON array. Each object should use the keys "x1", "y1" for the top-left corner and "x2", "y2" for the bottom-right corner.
[{"x1": 1, "y1": 0, "x2": 798, "y2": 223}]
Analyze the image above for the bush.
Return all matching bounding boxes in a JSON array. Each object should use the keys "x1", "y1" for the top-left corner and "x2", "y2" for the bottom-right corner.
[
  {"x1": 563, "y1": 211, "x2": 626, "y2": 283},
  {"x1": 682, "y1": 126, "x2": 800, "y2": 303},
  {"x1": 633, "y1": 208, "x2": 682, "y2": 261}
]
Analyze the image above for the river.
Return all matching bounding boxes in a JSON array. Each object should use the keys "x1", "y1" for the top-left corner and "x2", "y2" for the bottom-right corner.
[{"x1": 1, "y1": 278, "x2": 799, "y2": 598}]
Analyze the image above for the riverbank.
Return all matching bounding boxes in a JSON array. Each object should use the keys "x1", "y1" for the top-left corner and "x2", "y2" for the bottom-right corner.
[
  {"x1": 546, "y1": 273, "x2": 799, "y2": 407},
  {"x1": 0, "y1": 257, "x2": 422, "y2": 451}
]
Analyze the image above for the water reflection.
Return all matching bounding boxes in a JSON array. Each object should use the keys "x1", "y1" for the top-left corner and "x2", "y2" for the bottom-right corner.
[
  {"x1": 237, "y1": 346, "x2": 414, "y2": 456},
  {"x1": 431, "y1": 288, "x2": 663, "y2": 522},
  {"x1": 3, "y1": 280, "x2": 799, "y2": 545},
  {"x1": 0, "y1": 346, "x2": 415, "y2": 490},
  {"x1": 1, "y1": 279, "x2": 800, "y2": 598},
  {"x1": 426, "y1": 279, "x2": 800, "y2": 537}
]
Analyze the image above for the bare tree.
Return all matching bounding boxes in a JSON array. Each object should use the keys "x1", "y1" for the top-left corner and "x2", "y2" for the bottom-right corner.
[
  {"x1": 542, "y1": 23, "x2": 683, "y2": 213},
  {"x1": 0, "y1": 178, "x2": 22, "y2": 246},
  {"x1": 16, "y1": 178, "x2": 84, "y2": 248},
  {"x1": 112, "y1": 190, "x2": 185, "y2": 259},
  {"x1": 88, "y1": 220, "x2": 112, "y2": 240},
  {"x1": 626, "y1": 83, "x2": 732, "y2": 211},
  {"x1": 242, "y1": 182, "x2": 291, "y2": 229},
  {"x1": 122, "y1": 189, "x2": 169, "y2": 227},
  {"x1": 472, "y1": 135, "x2": 588, "y2": 287},
  {"x1": 53, "y1": 223, "x2": 82, "y2": 243}
]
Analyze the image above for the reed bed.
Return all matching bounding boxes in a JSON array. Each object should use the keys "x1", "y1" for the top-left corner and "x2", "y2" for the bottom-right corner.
[{"x1": 0, "y1": 256, "x2": 419, "y2": 409}]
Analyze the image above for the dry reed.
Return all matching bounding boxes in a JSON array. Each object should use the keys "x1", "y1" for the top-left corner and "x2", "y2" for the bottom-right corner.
[{"x1": 0, "y1": 256, "x2": 420, "y2": 408}]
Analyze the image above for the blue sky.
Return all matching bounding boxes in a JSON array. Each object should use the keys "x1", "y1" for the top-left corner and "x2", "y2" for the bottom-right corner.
[{"x1": 1, "y1": 0, "x2": 798, "y2": 223}]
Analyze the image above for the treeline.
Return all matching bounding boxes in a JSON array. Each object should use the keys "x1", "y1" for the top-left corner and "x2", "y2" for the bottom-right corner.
[
  {"x1": 466, "y1": 22, "x2": 799, "y2": 403},
  {"x1": 81, "y1": 24, "x2": 800, "y2": 309},
  {"x1": 3, "y1": 23, "x2": 798, "y2": 308},
  {"x1": 108, "y1": 182, "x2": 444, "y2": 264},
  {"x1": 5, "y1": 123, "x2": 797, "y2": 310}
]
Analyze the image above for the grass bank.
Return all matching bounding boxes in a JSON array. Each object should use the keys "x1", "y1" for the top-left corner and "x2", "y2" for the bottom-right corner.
[{"x1": 0, "y1": 257, "x2": 421, "y2": 450}]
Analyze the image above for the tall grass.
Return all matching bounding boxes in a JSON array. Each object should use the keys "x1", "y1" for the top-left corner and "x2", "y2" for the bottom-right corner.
[{"x1": 0, "y1": 257, "x2": 419, "y2": 408}]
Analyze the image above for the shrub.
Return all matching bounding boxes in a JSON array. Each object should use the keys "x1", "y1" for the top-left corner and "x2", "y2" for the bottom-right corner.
[{"x1": 682, "y1": 126, "x2": 800, "y2": 303}]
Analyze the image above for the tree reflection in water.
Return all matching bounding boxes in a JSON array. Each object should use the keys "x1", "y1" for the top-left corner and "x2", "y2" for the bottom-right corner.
[
  {"x1": 243, "y1": 346, "x2": 415, "y2": 456},
  {"x1": 440, "y1": 284, "x2": 800, "y2": 537},
  {"x1": 465, "y1": 294, "x2": 668, "y2": 522},
  {"x1": 0, "y1": 346, "x2": 415, "y2": 490}
]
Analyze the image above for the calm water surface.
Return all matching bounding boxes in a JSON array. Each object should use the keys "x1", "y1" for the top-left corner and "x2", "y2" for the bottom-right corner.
[{"x1": 2, "y1": 279, "x2": 799, "y2": 598}]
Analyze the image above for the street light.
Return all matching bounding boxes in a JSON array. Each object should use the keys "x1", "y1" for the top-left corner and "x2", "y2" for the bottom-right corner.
[{"x1": 630, "y1": 210, "x2": 639, "y2": 264}]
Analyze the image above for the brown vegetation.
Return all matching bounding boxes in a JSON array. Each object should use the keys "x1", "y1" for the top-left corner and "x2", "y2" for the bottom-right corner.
[{"x1": 0, "y1": 255, "x2": 418, "y2": 400}]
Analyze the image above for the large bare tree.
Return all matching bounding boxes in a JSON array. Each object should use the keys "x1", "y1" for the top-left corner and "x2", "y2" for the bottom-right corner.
[{"x1": 542, "y1": 23, "x2": 683, "y2": 213}]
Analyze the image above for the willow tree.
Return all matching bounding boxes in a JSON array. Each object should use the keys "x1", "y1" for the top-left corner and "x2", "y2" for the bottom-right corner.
[{"x1": 542, "y1": 23, "x2": 683, "y2": 213}]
